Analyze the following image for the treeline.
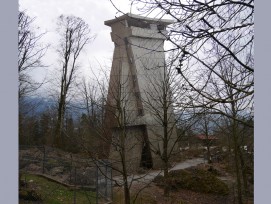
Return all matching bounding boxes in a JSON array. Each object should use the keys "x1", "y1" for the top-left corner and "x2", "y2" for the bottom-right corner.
[
  {"x1": 19, "y1": 103, "x2": 102, "y2": 154},
  {"x1": 18, "y1": 10, "x2": 100, "y2": 153}
]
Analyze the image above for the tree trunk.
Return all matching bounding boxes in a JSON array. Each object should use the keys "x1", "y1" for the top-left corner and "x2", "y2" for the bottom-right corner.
[
  {"x1": 239, "y1": 147, "x2": 249, "y2": 198},
  {"x1": 233, "y1": 135, "x2": 243, "y2": 204},
  {"x1": 232, "y1": 102, "x2": 243, "y2": 204},
  {"x1": 164, "y1": 163, "x2": 169, "y2": 197},
  {"x1": 206, "y1": 142, "x2": 212, "y2": 164},
  {"x1": 123, "y1": 179, "x2": 131, "y2": 204},
  {"x1": 163, "y1": 104, "x2": 169, "y2": 197},
  {"x1": 55, "y1": 96, "x2": 65, "y2": 148},
  {"x1": 121, "y1": 146, "x2": 131, "y2": 204}
]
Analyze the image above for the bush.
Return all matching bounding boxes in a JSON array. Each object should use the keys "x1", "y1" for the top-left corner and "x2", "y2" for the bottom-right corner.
[
  {"x1": 19, "y1": 189, "x2": 42, "y2": 201},
  {"x1": 153, "y1": 175, "x2": 164, "y2": 184},
  {"x1": 154, "y1": 169, "x2": 229, "y2": 195},
  {"x1": 206, "y1": 165, "x2": 221, "y2": 176}
]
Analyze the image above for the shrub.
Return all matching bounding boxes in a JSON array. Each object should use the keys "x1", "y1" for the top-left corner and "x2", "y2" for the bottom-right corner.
[
  {"x1": 154, "y1": 169, "x2": 229, "y2": 195},
  {"x1": 153, "y1": 175, "x2": 164, "y2": 184},
  {"x1": 19, "y1": 189, "x2": 42, "y2": 201}
]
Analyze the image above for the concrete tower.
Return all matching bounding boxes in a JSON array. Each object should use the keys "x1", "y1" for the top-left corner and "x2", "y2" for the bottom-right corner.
[{"x1": 104, "y1": 13, "x2": 178, "y2": 171}]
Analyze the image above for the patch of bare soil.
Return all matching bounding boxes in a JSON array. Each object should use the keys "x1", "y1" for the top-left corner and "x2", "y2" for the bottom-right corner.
[
  {"x1": 129, "y1": 182, "x2": 231, "y2": 204},
  {"x1": 19, "y1": 146, "x2": 97, "y2": 187}
]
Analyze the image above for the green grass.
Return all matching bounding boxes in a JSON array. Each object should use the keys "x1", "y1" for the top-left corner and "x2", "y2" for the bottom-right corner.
[
  {"x1": 112, "y1": 190, "x2": 157, "y2": 204},
  {"x1": 19, "y1": 174, "x2": 96, "y2": 204}
]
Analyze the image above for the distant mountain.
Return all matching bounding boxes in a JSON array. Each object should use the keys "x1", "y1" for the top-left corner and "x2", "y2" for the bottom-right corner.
[{"x1": 20, "y1": 96, "x2": 98, "y2": 119}]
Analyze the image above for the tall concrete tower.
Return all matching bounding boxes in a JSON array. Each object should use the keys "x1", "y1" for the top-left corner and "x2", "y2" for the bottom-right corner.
[{"x1": 104, "y1": 13, "x2": 178, "y2": 172}]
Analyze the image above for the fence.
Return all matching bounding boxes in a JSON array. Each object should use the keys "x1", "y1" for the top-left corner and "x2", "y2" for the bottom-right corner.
[{"x1": 19, "y1": 145, "x2": 112, "y2": 204}]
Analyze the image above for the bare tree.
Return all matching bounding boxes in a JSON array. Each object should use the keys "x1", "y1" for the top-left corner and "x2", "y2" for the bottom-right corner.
[
  {"x1": 80, "y1": 77, "x2": 101, "y2": 126},
  {"x1": 18, "y1": 10, "x2": 50, "y2": 147},
  {"x1": 18, "y1": 10, "x2": 48, "y2": 99},
  {"x1": 79, "y1": 65, "x2": 154, "y2": 204},
  {"x1": 187, "y1": 49, "x2": 253, "y2": 202},
  {"x1": 212, "y1": 60, "x2": 253, "y2": 202},
  {"x1": 110, "y1": 1, "x2": 254, "y2": 203},
  {"x1": 129, "y1": 0, "x2": 254, "y2": 124},
  {"x1": 54, "y1": 15, "x2": 96, "y2": 148},
  {"x1": 102, "y1": 63, "x2": 138, "y2": 204},
  {"x1": 69, "y1": 76, "x2": 106, "y2": 154},
  {"x1": 192, "y1": 109, "x2": 217, "y2": 164},
  {"x1": 141, "y1": 59, "x2": 198, "y2": 196}
]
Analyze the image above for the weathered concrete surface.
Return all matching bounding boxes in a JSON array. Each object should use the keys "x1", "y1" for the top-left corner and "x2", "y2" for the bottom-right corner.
[{"x1": 104, "y1": 13, "x2": 178, "y2": 172}]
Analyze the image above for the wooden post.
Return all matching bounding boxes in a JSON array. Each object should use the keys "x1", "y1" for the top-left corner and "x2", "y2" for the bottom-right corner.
[{"x1": 42, "y1": 146, "x2": 46, "y2": 174}]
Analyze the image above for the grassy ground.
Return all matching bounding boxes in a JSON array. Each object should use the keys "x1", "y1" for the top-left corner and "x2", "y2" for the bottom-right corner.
[
  {"x1": 112, "y1": 184, "x2": 230, "y2": 204},
  {"x1": 19, "y1": 174, "x2": 96, "y2": 204},
  {"x1": 112, "y1": 187, "x2": 158, "y2": 204}
]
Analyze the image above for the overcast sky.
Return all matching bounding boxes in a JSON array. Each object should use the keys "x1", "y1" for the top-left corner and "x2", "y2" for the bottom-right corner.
[
  {"x1": 19, "y1": 0, "x2": 134, "y2": 93},
  {"x1": 19, "y1": 0, "x2": 175, "y2": 98}
]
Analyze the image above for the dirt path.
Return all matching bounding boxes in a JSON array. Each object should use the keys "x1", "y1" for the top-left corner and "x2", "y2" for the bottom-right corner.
[
  {"x1": 113, "y1": 157, "x2": 205, "y2": 185},
  {"x1": 112, "y1": 159, "x2": 242, "y2": 204}
]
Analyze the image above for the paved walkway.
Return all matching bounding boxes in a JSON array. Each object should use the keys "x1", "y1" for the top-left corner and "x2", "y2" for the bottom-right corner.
[{"x1": 113, "y1": 157, "x2": 205, "y2": 185}]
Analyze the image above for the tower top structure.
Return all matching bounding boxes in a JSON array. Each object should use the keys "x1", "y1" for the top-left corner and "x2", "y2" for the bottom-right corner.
[
  {"x1": 104, "y1": 13, "x2": 174, "y2": 42},
  {"x1": 104, "y1": 13, "x2": 174, "y2": 27}
]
